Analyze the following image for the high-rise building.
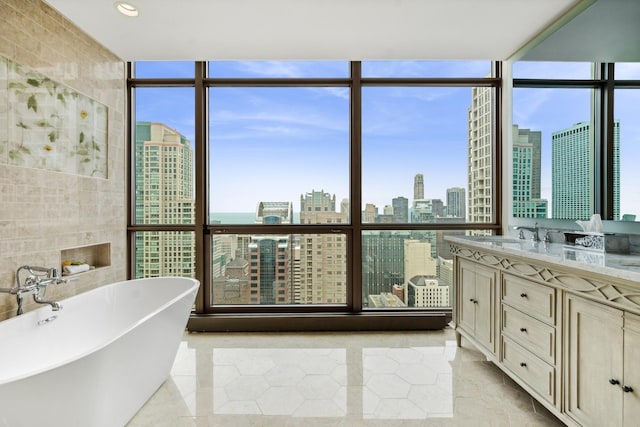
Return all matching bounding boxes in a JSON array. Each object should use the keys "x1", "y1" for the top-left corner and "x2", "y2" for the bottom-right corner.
[
  {"x1": 377, "y1": 205, "x2": 394, "y2": 223},
  {"x1": 362, "y1": 231, "x2": 408, "y2": 303},
  {"x1": 446, "y1": 187, "x2": 466, "y2": 219},
  {"x1": 134, "y1": 122, "x2": 195, "y2": 278},
  {"x1": 407, "y1": 275, "x2": 450, "y2": 308},
  {"x1": 411, "y1": 199, "x2": 443, "y2": 222},
  {"x1": 513, "y1": 125, "x2": 547, "y2": 218},
  {"x1": 392, "y1": 196, "x2": 409, "y2": 223},
  {"x1": 256, "y1": 201, "x2": 293, "y2": 224},
  {"x1": 212, "y1": 234, "x2": 237, "y2": 279},
  {"x1": 244, "y1": 200, "x2": 296, "y2": 304},
  {"x1": 403, "y1": 239, "x2": 437, "y2": 303},
  {"x1": 437, "y1": 256, "x2": 453, "y2": 288},
  {"x1": 362, "y1": 203, "x2": 377, "y2": 223},
  {"x1": 468, "y1": 87, "x2": 493, "y2": 224},
  {"x1": 340, "y1": 198, "x2": 350, "y2": 221},
  {"x1": 552, "y1": 121, "x2": 620, "y2": 220},
  {"x1": 298, "y1": 190, "x2": 347, "y2": 304},
  {"x1": 411, "y1": 199, "x2": 434, "y2": 223},
  {"x1": 414, "y1": 174, "x2": 424, "y2": 200},
  {"x1": 403, "y1": 239, "x2": 437, "y2": 285},
  {"x1": 248, "y1": 235, "x2": 293, "y2": 304}
]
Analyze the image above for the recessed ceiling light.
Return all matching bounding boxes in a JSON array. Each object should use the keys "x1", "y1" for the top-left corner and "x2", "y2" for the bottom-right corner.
[{"x1": 114, "y1": 2, "x2": 139, "y2": 17}]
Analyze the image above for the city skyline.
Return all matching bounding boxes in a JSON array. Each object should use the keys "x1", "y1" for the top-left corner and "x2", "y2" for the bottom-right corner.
[
  {"x1": 138, "y1": 115, "x2": 620, "y2": 223},
  {"x1": 134, "y1": 60, "x2": 640, "y2": 220},
  {"x1": 134, "y1": 119, "x2": 451, "y2": 306}
]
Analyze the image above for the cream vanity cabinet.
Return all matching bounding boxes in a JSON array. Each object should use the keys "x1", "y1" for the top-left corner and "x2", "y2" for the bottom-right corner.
[
  {"x1": 501, "y1": 273, "x2": 558, "y2": 406},
  {"x1": 456, "y1": 258, "x2": 498, "y2": 355},
  {"x1": 448, "y1": 236, "x2": 640, "y2": 427},
  {"x1": 565, "y1": 294, "x2": 640, "y2": 427}
]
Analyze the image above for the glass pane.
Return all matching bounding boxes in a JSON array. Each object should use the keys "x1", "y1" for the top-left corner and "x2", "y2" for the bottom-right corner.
[
  {"x1": 513, "y1": 62, "x2": 593, "y2": 79},
  {"x1": 616, "y1": 63, "x2": 640, "y2": 80},
  {"x1": 134, "y1": 88, "x2": 195, "y2": 225},
  {"x1": 134, "y1": 231, "x2": 195, "y2": 278},
  {"x1": 362, "y1": 86, "x2": 493, "y2": 224},
  {"x1": 211, "y1": 233, "x2": 347, "y2": 306},
  {"x1": 512, "y1": 88, "x2": 594, "y2": 220},
  {"x1": 209, "y1": 87, "x2": 349, "y2": 224},
  {"x1": 362, "y1": 60, "x2": 492, "y2": 78},
  {"x1": 134, "y1": 61, "x2": 195, "y2": 78},
  {"x1": 208, "y1": 61, "x2": 349, "y2": 78},
  {"x1": 362, "y1": 229, "x2": 469, "y2": 309},
  {"x1": 615, "y1": 89, "x2": 639, "y2": 221}
]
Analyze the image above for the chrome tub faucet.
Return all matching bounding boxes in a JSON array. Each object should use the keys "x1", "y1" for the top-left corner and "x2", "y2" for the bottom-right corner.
[{"x1": 0, "y1": 265, "x2": 68, "y2": 315}]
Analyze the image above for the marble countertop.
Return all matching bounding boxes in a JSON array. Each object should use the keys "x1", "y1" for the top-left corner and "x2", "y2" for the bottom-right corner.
[{"x1": 446, "y1": 235, "x2": 640, "y2": 283}]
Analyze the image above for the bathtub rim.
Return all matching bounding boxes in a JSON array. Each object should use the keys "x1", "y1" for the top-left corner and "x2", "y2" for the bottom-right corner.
[{"x1": 0, "y1": 276, "x2": 199, "y2": 386}]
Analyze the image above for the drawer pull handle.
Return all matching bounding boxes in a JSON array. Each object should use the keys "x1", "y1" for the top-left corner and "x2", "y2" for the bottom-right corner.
[
  {"x1": 624, "y1": 386, "x2": 634, "y2": 393},
  {"x1": 469, "y1": 298, "x2": 478, "y2": 304},
  {"x1": 520, "y1": 293, "x2": 528, "y2": 298},
  {"x1": 520, "y1": 362, "x2": 527, "y2": 367},
  {"x1": 520, "y1": 328, "x2": 527, "y2": 332},
  {"x1": 610, "y1": 379, "x2": 620, "y2": 385}
]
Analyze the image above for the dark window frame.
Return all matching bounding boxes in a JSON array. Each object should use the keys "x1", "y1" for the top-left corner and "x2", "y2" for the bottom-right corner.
[{"x1": 126, "y1": 61, "x2": 503, "y2": 331}]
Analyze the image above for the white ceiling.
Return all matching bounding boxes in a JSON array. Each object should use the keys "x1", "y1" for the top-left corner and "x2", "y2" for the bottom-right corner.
[{"x1": 43, "y1": 0, "x2": 586, "y2": 62}]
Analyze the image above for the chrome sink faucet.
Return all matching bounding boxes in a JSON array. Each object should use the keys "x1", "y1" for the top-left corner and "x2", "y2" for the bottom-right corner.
[
  {"x1": 0, "y1": 265, "x2": 68, "y2": 315},
  {"x1": 514, "y1": 222, "x2": 540, "y2": 242}
]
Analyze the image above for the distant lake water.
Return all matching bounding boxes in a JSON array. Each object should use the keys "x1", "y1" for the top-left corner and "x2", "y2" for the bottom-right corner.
[{"x1": 210, "y1": 212, "x2": 301, "y2": 224}]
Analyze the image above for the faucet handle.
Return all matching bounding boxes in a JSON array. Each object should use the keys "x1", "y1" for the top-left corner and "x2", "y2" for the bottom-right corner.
[{"x1": 24, "y1": 274, "x2": 40, "y2": 287}]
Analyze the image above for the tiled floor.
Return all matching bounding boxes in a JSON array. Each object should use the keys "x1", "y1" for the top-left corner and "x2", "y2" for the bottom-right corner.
[{"x1": 127, "y1": 327, "x2": 565, "y2": 426}]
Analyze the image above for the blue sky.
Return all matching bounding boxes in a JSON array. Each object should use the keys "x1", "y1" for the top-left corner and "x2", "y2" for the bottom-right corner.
[{"x1": 134, "y1": 61, "x2": 640, "y2": 219}]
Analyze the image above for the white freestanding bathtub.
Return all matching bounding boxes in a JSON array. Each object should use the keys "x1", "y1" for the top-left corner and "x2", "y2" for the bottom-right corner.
[{"x1": 0, "y1": 276, "x2": 199, "y2": 427}]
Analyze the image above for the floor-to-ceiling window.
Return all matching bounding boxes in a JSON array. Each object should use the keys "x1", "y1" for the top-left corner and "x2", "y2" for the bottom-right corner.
[
  {"x1": 512, "y1": 61, "x2": 640, "y2": 222},
  {"x1": 127, "y1": 61, "x2": 502, "y2": 330}
]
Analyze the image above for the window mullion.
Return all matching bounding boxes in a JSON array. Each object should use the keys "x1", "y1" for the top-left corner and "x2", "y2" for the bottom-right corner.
[{"x1": 195, "y1": 61, "x2": 208, "y2": 313}]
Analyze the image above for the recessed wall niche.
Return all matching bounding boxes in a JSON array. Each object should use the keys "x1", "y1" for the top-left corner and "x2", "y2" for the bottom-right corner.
[
  {"x1": 60, "y1": 243, "x2": 111, "y2": 275},
  {"x1": 0, "y1": 55, "x2": 108, "y2": 178}
]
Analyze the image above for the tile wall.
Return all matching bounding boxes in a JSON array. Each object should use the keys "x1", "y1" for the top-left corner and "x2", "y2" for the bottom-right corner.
[{"x1": 0, "y1": 0, "x2": 126, "y2": 320}]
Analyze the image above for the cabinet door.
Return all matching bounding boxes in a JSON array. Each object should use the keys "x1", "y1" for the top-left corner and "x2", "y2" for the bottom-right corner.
[
  {"x1": 623, "y1": 313, "x2": 640, "y2": 426},
  {"x1": 565, "y1": 294, "x2": 623, "y2": 427},
  {"x1": 458, "y1": 259, "x2": 477, "y2": 334},
  {"x1": 474, "y1": 263, "x2": 496, "y2": 352}
]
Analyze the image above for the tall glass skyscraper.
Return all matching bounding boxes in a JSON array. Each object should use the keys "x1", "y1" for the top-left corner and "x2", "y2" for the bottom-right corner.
[
  {"x1": 362, "y1": 231, "x2": 408, "y2": 303},
  {"x1": 249, "y1": 235, "x2": 293, "y2": 304},
  {"x1": 513, "y1": 125, "x2": 547, "y2": 218},
  {"x1": 552, "y1": 121, "x2": 620, "y2": 220},
  {"x1": 414, "y1": 173, "x2": 424, "y2": 200},
  {"x1": 134, "y1": 121, "x2": 195, "y2": 278},
  {"x1": 446, "y1": 187, "x2": 465, "y2": 219},
  {"x1": 392, "y1": 196, "x2": 409, "y2": 223}
]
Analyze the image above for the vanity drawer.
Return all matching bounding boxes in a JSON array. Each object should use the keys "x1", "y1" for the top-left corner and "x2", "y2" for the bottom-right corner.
[
  {"x1": 502, "y1": 274, "x2": 555, "y2": 325},
  {"x1": 502, "y1": 337, "x2": 555, "y2": 404},
  {"x1": 502, "y1": 305, "x2": 555, "y2": 365}
]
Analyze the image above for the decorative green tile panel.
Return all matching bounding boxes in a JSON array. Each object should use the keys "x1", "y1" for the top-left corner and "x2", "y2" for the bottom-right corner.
[{"x1": 0, "y1": 55, "x2": 108, "y2": 178}]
